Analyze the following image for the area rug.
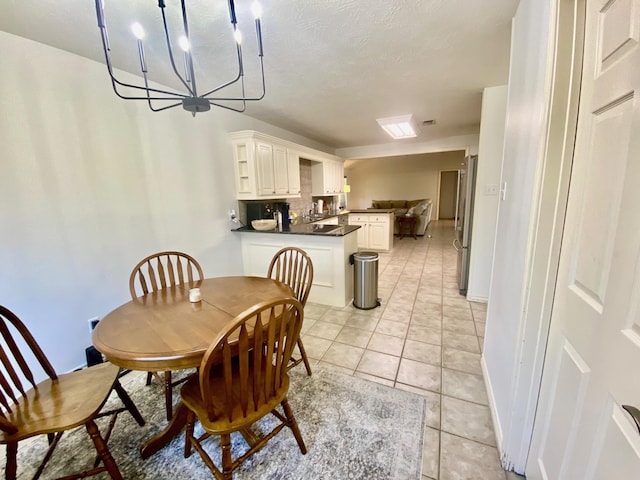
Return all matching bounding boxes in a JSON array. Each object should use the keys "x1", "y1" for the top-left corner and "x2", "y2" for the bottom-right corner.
[{"x1": 5, "y1": 366, "x2": 425, "y2": 479}]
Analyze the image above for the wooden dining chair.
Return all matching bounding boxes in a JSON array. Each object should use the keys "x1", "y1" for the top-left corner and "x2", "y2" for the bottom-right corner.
[
  {"x1": 180, "y1": 297, "x2": 307, "y2": 479},
  {"x1": 129, "y1": 250, "x2": 204, "y2": 421},
  {"x1": 267, "y1": 247, "x2": 314, "y2": 375},
  {"x1": 0, "y1": 305, "x2": 145, "y2": 480}
]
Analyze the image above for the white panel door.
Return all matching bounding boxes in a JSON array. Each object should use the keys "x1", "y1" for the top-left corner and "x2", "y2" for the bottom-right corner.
[{"x1": 527, "y1": 0, "x2": 640, "y2": 478}]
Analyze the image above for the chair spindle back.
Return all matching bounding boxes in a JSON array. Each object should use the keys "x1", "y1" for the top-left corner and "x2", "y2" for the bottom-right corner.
[
  {"x1": 0, "y1": 306, "x2": 57, "y2": 432},
  {"x1": 198, "y1": 297, "x2": 303, "y2": 423},
  {"x1": 129, "y1": 251, "x2": 204, "y2": 299},
  {"x1": 267, "y1": 247, "x2": 314, "y2": 307}
]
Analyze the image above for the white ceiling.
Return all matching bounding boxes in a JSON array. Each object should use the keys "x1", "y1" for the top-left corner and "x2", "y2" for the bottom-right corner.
[{"x1": 0, "y1": 0, "x2": 519, "y2": 149}]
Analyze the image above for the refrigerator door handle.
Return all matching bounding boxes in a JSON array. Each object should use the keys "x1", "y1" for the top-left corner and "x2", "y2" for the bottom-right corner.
[{"x1": 453, "y1": 238, "x2": 462, "y2": 252}]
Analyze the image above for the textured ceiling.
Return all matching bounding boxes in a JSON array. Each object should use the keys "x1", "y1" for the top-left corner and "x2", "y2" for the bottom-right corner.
[{"x1": 0, "y1": 0, "x2": 519, "y2": 149}]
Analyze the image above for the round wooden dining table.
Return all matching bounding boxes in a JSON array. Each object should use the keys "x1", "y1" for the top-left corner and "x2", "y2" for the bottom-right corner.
[{"x1": 93, "y1": 276, "x2": 294, "y2": 458}]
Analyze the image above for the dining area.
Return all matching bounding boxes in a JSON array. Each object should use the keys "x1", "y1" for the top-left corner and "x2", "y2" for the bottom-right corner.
[{"x1": 1, "y1": 249, "x2": 315, "y2": 479}]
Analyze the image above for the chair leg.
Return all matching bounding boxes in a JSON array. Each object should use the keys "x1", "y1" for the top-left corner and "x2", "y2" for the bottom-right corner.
[
  {"x1": 164, "y1": 371, "x2": 173, "y2": 421},
  {"x1": 146, "y1": 371, "x2": 153, "y2": 386},
  {"x1": 184, "y1": 410, "x2": 195, "y2": 459},
  {"x1": 281, "y1": 398, "x2": 307, "y2": 454},
  {"x1": 297, "y1": 338, "x2": 313, "y2": 376},
  {"x1": 85, "y1": 419, "x2": 123, "y2": 480},
  {"x1": 220, "y1": 433, "x2": 233, "y2": 479},
  {"x1": 113, "y1": 380, "x2": 145, "y2": 426},
  {"x1": 5, "y1": 441, "x2": 17, "y2": 480}
]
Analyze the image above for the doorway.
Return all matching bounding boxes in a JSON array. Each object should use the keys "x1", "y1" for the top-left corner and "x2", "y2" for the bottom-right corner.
[{"x1": 438, "y1": 170, "x2": 458, "y2": 219}]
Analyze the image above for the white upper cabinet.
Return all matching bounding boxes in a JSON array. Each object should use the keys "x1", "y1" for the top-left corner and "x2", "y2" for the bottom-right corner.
[
  {"x1": 311, "y1": 159, "x2": 344, "y2": 195},
  {"x1": 230, "y1": 131, "x2": 341, "y2": 200}
]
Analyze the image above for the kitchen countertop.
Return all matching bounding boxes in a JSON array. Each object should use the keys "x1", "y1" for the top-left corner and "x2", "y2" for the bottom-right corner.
[
  {"x1": 233, "y1": 224, "x2": 360, "y2": 236},
  {"x1": 343, "y1": 209, "x2": 396, "y2": 213}
]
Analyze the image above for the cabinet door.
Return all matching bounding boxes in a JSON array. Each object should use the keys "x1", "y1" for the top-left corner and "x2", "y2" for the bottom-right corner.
[
  {"x1": 368, "y1": 222, "x2": 388, "y2": 250},
  {"x1": 348, "y1": 215, "x2": 368, "y2": 249},
  {"x1": 255, "y1": 141, "x2": 276, "y2": 195},
  {"x1": 272, "y1": 143, "x2": 289, "y2": 195},
  {"x1": 287, "y1": 149, "x2": 301, "y2": 195},
  {"x1": 334, "y1": 161, "x2": 344, "y2": 193}
]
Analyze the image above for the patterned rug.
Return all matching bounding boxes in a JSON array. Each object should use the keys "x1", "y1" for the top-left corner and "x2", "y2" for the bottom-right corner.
[{"x1": 6, "y1": 366, "x2": 425, "y2": 479}]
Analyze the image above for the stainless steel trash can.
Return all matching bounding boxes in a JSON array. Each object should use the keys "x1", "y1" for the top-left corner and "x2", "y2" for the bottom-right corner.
[{"x1": 352, "y1": 251, "x2": 380, "y2": 309}]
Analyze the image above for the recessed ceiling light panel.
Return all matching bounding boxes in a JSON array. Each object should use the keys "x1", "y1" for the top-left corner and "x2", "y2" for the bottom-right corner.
[{"x1": 376, "y1": 115, "x2": 419, "y2": 139}]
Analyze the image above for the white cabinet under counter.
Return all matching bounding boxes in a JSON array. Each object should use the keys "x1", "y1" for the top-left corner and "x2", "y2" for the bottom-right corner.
[
  {"x1": 348, "y1": 211, "x2": 394, "y2": 252},
  {"x1": 236, "y1": 228, "x2": 358, "y2": 308}
]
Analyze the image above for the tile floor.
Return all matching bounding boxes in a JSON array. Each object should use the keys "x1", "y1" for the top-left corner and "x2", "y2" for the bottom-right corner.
[{"x1": 300, "y1": 220, "x2": 524, "y2": 480}]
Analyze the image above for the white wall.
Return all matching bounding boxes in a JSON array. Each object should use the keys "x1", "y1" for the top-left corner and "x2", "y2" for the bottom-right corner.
[
  {"x1": 482, "y1": 0, "x2": 554, "y2": 473},
  {"x1": 0, "y1": 32, "x2": 333, "y2": 375},
  {"x1": 466, "y1": 85, "x2": 508, "y2": 302},
  {"x1": 343, "y1": 151, "x2": 465, "y2": 215}
]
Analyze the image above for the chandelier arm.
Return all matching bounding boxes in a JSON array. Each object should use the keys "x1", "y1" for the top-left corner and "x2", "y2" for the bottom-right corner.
[
  {"x1": 159, "y1": 2, "x2": 195, "y2": 97},
  {"x1": 199, "y1": 43, "x2": 243, "y2": 97},
  {"x1": 180, "y1": 0, "x2": 199, "y2": 96},
  {"x1": 96, "y1": 2, "x2": 189, "y2": 100},
  {"x1": 207, "y1": 100, "x2": 247, "y2": 113},
  {"x1": 141, "y1": 72, "x2": 183, "y2": 112},
  {"x1": 203, "y1": 58, "x2": 266, "y2": 101}
]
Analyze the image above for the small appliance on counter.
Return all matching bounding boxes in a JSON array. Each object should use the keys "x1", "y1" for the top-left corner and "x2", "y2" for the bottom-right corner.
[{"x1": 245, "y1": 202, "x2": 291, "y2": 230}]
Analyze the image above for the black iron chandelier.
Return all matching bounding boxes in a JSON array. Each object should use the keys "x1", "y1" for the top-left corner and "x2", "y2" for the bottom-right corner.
[{"x1": 95, "y1": 0, "x2": 265, "y2": 115}]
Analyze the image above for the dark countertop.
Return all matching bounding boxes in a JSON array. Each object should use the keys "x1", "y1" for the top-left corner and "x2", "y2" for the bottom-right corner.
[{"x1": 233, "y1": 224, "x2": 360, "y2": 236}]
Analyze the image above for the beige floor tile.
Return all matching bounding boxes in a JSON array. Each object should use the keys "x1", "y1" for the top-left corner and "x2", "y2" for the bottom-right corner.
[
  {"x1": 356, "y1": 350, "x2": 400, "y2": 380},
  {"x1": 472, "y1": 310, "x2": 487, "y2": 322},
  {"x1": 395, "y1": 383, "x2": 441, "y2": 429},
  {"x1": 306, "y1": 321, "x2": 343, "y2": 341},
  {"x1": 381, "y1": 308, "x2": 412, "y2": 324},
  {"x1": 442, "y1": 306, "x2": 473, "y2": 321},
  {"x1": 407, "y1": 324, "x2": 442, "y2": 346},
  {"x1": 396, "y1": 358, "x2": 441, "y2": 392},
  {"x1": 417, "y1": 293, "x2": 442, "y2": 305},
  {"x1": 410, "y1": 314, "x2": 443, "y2": 330},
  {"x1": 439, "y1": 432, "x2": 506, "y2": 480},
  {"x1": 353, "y1": 371, "x2": 395, "y2": 387},
  {"x1": 442, "y1": 317, "x2": 476, "y2": 335},
  {"x1": 375, "y1": 319, "x2": 409, "y2": 338},
  {"x1": 367, "y1": 332, "x2": 405, "y2": 356},
  {"x1": 442, "y1": 348, "x2": 482, "y2": 376},
  {"x1": 403, "y1": 339, "x2": 441, "y2": 366},
  {"x1": 316, "y1": 361, "x2": 354, "y2": 376},
  {"x1": 422, "y1": 427, "x2": 440, "y2": 479},
  {"x1": 321, "y1": 342, "x2": 364, "y2": 370},
  {"x1": 470, "y1": 301, "x2": 488, "y2": 312},
  {"x1": 474, "y1": 321, "x2": 486, "y2": 336},
  {"x1": 345, "y1": 315, "x2": 379, "y2": 331},
  {"x1": 442, "y1": 331, "x2": 480, "y2": 354},
  {"x1": 443, "y1": 295, "x2": 472, "y2": 308},
  {"x1": 304, "y1": 303, "x2": 331, "y2": 319},
  {"x1": 334, "y1": 326, "x2": 373, "y2": 348},
  {"x1": 320, "y1": 309, "x2": 352, "y2": 325},
  {"x1": 300, "y1": 335, "x2": 332, "y2": 360},
  {"x1": 442, "y1": 368, "x2": 489, "y2": 405},
  {"x1": 441, "y1": 396, "x2": 496, "y2": 446},
  {"x1": 299, "y1": 318, "x2": 316, "y2": 335}
]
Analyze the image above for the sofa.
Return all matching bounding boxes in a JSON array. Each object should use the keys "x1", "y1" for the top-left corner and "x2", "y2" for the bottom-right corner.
[{"x1": 370, "y1": 199, "x2": 433, "y2": 236}]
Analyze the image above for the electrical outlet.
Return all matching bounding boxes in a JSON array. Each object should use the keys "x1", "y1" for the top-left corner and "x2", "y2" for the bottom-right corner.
[{"x1": 88, "y1": 317, "x2": 100, "y2": 334}]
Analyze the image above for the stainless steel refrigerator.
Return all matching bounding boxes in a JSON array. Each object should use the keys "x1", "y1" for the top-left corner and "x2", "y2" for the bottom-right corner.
[{"x1": 454, "y1": 155, "x2": 477, "y2": 295}]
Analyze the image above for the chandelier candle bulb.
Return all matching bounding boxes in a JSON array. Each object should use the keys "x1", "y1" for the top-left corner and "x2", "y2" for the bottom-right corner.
[{"x1": 189, "y1": 288, "x2": 201, "y2": 303}]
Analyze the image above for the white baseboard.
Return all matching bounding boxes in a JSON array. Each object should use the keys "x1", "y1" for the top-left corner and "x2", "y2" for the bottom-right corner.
[
  {"x1": 466, "y1": 295, "x2": 488, "y2": 303},
  {"x1": 481, "y1": 354, "x2": 505, "y2": 459}
]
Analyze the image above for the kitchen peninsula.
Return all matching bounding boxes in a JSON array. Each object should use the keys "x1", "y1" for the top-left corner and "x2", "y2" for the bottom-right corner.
[{"x1": 233, "y1": 222, "x2": 359, "y2": 307}]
